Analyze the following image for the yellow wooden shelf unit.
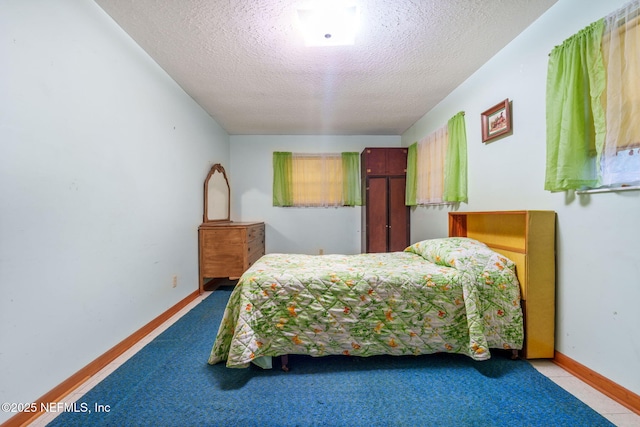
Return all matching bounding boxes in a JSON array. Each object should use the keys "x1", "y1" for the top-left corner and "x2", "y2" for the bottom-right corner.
[{"x1": 448, "y1": 210, "x2": 556, "y2": 359}]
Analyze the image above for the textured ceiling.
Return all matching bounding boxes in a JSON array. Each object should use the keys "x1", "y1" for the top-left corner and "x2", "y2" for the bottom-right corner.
[{"x1": 94, "y1": 0, "x2": 557, "y2": 135}]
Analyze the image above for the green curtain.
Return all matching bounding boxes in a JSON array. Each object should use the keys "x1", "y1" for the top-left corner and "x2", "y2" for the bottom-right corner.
[
  {"x1": 545, "y1": 19, "x2": 606, "y2": 191},
  {"x1": 405, "y1": 143, "x2": 417, "y2": 206},
  {"x1": 443, "y1": 112, "x2": 468, "y2": 202},
  {"x1": 272, "y1": 152, "x2": 293, "y2": 206},
  {"x1": 341, "y1": 152, "x2": 362, "y2": 206}
]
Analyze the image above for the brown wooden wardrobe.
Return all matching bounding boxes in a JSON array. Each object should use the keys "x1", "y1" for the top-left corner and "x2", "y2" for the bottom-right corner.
[{"x1": 361, "y1": 147, "x2": 410, "y2": 253}]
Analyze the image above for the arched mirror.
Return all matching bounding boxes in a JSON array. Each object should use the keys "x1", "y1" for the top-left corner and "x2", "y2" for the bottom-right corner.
[{"x1": 203, "y1": 163, "x2": 231, "y2": 223}]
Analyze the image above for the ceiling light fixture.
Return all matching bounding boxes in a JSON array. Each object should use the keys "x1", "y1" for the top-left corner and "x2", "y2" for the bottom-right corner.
[{"x1": 296, "y1": 2, "x2": 359, "y2": 47}]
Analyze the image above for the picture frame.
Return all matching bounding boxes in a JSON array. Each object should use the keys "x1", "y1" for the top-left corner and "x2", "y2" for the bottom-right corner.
[{"x1": 481, "y1": 99, "x2": 511, "y2": 143}]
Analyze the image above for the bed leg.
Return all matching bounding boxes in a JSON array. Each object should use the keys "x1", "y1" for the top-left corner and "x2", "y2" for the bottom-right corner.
[
  {"x1": 511, "y1": 349, "x2": 520, "y2": 360},
  {"x1": 281, "y1": 355, "x2": 289, "y2": 372}
]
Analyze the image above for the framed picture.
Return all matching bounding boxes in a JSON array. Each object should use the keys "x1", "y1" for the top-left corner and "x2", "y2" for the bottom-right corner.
[{"x1": 481, "y1": 99, "x2": 511, "y2": 142}]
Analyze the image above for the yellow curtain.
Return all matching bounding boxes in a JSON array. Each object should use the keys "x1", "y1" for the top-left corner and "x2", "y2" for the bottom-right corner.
[
  {"x1": 601, "y1": 3, "x2": 640, "y2": 184},
  {"x1": 602, "y1": 8, "x2": 640, "y2": 151},
  {"x1": 292, "y1": 154, "x2": 343, "y2": 206},
  {"x1": 416, "y1": 124, "x2": 448, "y2": 204}
]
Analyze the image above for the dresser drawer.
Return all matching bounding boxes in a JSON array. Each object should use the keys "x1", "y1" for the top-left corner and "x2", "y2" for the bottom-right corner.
[
  {"x1": 198, "y1": 222, "x2": 266, "y2": 292},
  {"x1": 247, "y1": 223, "x2": 265, "y2": 242},
  {"x1": 248, "y1": 238, "x2": 265, "y2": 266},
  {"x1": 201, "y1": 251, "x2": 244, "y2": 277},
  {"x1": 201, "y1": 228, "x2": 244, "y2": 246}
]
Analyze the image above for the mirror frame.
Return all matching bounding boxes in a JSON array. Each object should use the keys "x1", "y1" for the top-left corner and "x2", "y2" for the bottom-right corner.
[{"x1": 203, "y1": 163, "x2": 231, "y2": 223}]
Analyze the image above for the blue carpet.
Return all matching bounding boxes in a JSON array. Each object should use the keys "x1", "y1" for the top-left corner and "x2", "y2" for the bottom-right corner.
[{"x1": 47, "y1": 287, "x2": 614, "y2": 427}]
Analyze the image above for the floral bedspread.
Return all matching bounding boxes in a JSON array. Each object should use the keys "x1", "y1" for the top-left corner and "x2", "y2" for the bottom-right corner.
[{"x1": 208, "y1": 238, "x2": 523, "y2": 368}]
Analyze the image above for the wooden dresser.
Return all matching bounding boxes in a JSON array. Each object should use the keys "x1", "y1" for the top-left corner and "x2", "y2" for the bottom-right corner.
[
  {"x1": 449, "y1": 210, "x2": 556, "y2": 359},
  {"x1": 198, "y1": 222, "x2": 265, "y2": 293}
]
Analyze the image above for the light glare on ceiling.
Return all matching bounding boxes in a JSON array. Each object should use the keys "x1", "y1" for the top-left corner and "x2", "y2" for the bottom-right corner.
[{"x1": 296, "y1": 3, "x2": 359, "y2": 46}]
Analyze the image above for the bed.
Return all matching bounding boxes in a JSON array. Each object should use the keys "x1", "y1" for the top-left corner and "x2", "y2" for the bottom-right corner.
[{"x1": 208, "y1": 236, "x2": 525, "y2": 369}]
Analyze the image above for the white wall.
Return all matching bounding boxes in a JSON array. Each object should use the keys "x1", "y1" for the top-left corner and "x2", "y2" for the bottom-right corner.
[
  {"x1": 3, "y1": 0, "x2": 637, "y2": 418},
  {"x1": 402, "y1": 0, "x2": 640, "y2": 396},
  {"x1": 0, "y1": 1, "x2": 228, "y2": 421},
  {"x1": 230, "y1": 135, "x2": 400, "y2": 255}
]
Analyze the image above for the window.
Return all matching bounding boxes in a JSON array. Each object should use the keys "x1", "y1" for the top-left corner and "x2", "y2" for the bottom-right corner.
[
  {"x1": 601, "y1": 3, "x2": 640, "y2": 186},
  {"x1": 292, "y1": 153, "x2": 343, "y2": 206},
  {"x1": 415, "y1": 124, "x2": 448, "y2": 204},
  {"x1": 545, "y1": 1, "x2": 640, "y2": 192},
  {"x1": 406, "y1": 112, "x2": 468, "y2": 205},
  {"x1": 273, "y1": 152, "x2": 361, "y2": 207}
]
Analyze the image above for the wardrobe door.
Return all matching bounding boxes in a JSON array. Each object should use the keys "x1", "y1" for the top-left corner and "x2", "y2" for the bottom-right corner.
[
  {"x1": 361, "y1": 147, "x2": 410, "y2": 253},
  {"x1": 367, "y1": 176, "x2": 388, "y2": 253},
  {"x1": 363, "y1": 148, "x2": 388, "y2": 174},
  {"x1": 386, "y1": 149, "x2": 408, "y2": 175},
  {"x1": 388, "y1": 176, "x2": 409, "y2": 252}
]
